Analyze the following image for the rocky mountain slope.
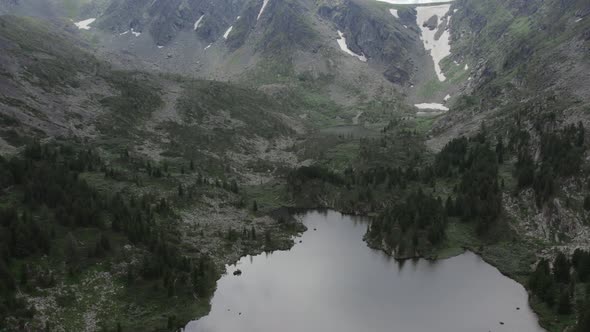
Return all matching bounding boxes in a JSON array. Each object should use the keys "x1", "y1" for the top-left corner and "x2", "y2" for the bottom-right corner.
[
  {"x1": 0, "y1": 14, "x2": 309, "y2": 331},
  {"x1": 2, "y1": 0, "x2": 590, "y2": 330},
  {"x1": 0, "y1": 14, "x2": 311, "y2": 183},
  {"x1": 432, "y1": 0, "x2": 590, "y2": 147},
  {"x1": 425, "y1": 0, "x2": 590, "y2": 246},
  {"x1": 14, "y1": 0, "x2": 435, "y2": 113}
]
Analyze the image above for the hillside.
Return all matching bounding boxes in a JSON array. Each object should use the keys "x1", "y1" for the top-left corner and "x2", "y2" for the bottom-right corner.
[
  {"x1": 432, "y1": 0, "x2": 590, "y2": 147},
  {"x1": 1, "y1": 0, "x2": 590, "y2": 331},
  {"x1": 0, "y1": 15, "x2": 309, "y2": 331}
]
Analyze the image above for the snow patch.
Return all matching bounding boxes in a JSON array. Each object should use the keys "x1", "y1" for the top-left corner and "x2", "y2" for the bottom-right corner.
[
  {"x1": 417, "y1": 111, "x2": 445, "y2": 117},
  {"x1": 336, "y1": 30, "x2": 367, "y2": 62},
  {"x1": 389, "y1": 9, "x2": 399, "y2": 19},
  {"x1": 223, "y1": 26, "x2": 233, "y2": 39},
  {"x1": 194, "y1": 15, "x2": 205, "y2": 31},
  {"x1": 403, "y1": 25, "x2": 408, "y2": 28},
  {"x1": 414, "y1": 103, "x2": 449, "y2": 111},
  {"x1": 377, "y1": 0, "x2": 455, "y2": 4},
  {"x1": 204, "y1": 44, "x2": 212, "y2": 50},
  {"x1": 120, "y1": 28, "x2": 140, "y2": 37},
  {"x1": 416, "y1": 4, "x2": 452, "y2": 81},
  {"x1": 464, "y1": 64, "x2": 469, "y2": 70},
  {"x1": 444, "y1": 94, "x2": 451, "y2": 101},
  {"x1": 157, "y1": 45, "x2": 164, "y2": 49},
  {"x1": 575, "y1": 18, "x2": 583, "y2": 23},
  {"x1": 257, "y1": 0, "x2": 271, "y2": 20},
  {"x1": 74, "y1": 18, "x2": 96, "y2": 30}
]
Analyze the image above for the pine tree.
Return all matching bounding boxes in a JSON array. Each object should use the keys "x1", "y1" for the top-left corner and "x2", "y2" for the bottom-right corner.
[
  {"x1": 100, "y1": 233, "x2": 111, "y2": 252},
  {"x1": 496, "y1": 137, "x2": 504, "y2": 164},
  {"x1": 553, "y1": 252, "x2": 571, "y2": 284},
  {"x1": 576, "y1": 121, "x2": 585, "y2": 147},
  {"x1": 65, "y1": 233, "x2": 80, "y2": 274},
  {"x1": 577, "y1": 306, "x2": 590, "y2": 332},
  {"x1": 557, "y1": 288, "x2": 572, "y2": 315},
  {"x1": 529, "y1": 259, "x2": 555, "y2": 304}
]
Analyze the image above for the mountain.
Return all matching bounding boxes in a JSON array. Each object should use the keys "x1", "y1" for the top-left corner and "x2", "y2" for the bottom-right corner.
[
  {"x1": 1, "y1": 0, "x2": 590, "y2": 331},
  {"x1": 0, "y1": 13, "x2": 310, "y2": 331},
  {"x1": 0, "y1": 14, "x2": 307, "y2": 181},
  {"x1": 431, "y1": 0, "x2": 590, "y2": 149},
  {"x1": 46, "y1": 0, "x2": 431, "y2": 109}
]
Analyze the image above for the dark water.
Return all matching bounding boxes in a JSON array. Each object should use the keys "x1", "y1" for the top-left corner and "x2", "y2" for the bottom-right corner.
[{"x1": 184, "y1": 210, "x2": 545, "y2": 332}]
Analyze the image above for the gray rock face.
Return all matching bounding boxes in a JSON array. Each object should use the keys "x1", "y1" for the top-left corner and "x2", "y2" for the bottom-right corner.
[
  {"x1": 423, "y1": 15, "x2": 438, "y2": 30},
  {"x1": 97, "y1": 0, "x2": 247, "y2": 46},
  {"x1": 258, "y1": 0, "x2": 317, "y2": 54},
  {"x1": 317, "y1": 0, "x2": 416, "y2": 85},
  {"x1": 383, "y1": 65, "x2": 410, "y2": 85}
]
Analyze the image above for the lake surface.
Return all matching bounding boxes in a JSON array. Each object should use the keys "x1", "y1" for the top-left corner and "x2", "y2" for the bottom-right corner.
[{"x1": 184, "y1": 210, "x2": 545, "y2": 332}]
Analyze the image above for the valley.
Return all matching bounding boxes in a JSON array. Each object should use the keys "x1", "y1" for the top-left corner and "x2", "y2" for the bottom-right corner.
[{"x1": 0, "y1": 0, "x2": 589, "y2": 331}]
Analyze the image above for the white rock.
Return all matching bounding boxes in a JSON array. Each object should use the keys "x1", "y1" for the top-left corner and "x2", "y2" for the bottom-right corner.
[
  {"x1": 257, "y1": 0, "x2": 271, "y2": 20},
  {"x1": 74, "y1": 18, "x2": 96, "y2": 30},
  {"x1": 336, "y1": 30, "x2": 367, "y2": 62},
  {"x1": 194, "y1": 15, "x2": 205, "y2": 31},
  {"x1": 377, "y1": 0, "x2": 454, "y2": 4},
  {"x1": 389, "y1": 9, "x2": 399, "y2": 19},
  {"x1": 223, "y1": 26, "x2": 233, "y2": 39},
  {"x1": 416, "y1": 4, "x2": 452, "y2": 81},
  {"x1": 414, "y1": 103, "x2": 449, "y2": 111}
]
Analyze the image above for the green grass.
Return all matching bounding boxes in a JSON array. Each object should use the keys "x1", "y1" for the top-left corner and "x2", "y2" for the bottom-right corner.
[
  {"x1": 440, "y1": 57, "x2": 471, "y2": 84},
  {"x1": 242, "y1": 181, "x2": 291, "y2": 213},
  {"x1": 416, "y1": 57, "x2": 471, "y2": 100},
  {"x1": 320, "y1": 141, "x2": 360, "y2": 172},
  {"x1": 508, "y1": 17, "x2": 533, "y2": 38},
  {"x1": 429, "y1": 220, "x2": 480, "y2": 259},
  {"x1": 416, "y1": 78, "x2": 445, "y2": 99},
  {"x1": 412, "y1": 116, "x2": 437, "y2": 134}
]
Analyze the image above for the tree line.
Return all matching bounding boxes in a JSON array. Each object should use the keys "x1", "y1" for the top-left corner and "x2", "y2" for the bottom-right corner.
[
  {"x1": 529, "y1": 250, "x2": 590, "y2": 331},
  {"x1": 0, "y1": 142, "x2": 218, "y2": 330}
]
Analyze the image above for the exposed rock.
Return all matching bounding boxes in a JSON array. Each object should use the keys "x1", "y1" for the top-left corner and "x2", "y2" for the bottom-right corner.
[{"x1": 423, "y1": 15, "x2": 438, "y2": 30}]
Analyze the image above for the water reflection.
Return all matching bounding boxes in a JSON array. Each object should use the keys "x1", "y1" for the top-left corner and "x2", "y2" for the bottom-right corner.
[{"x1": 184, "y1": 210, "x2": 545, "y2": 332}]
